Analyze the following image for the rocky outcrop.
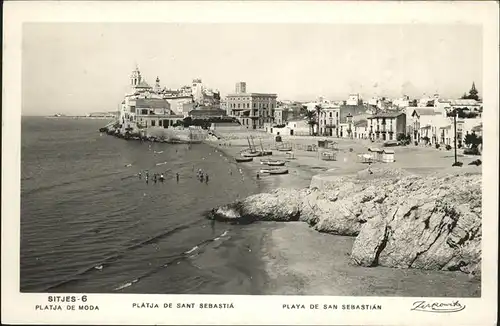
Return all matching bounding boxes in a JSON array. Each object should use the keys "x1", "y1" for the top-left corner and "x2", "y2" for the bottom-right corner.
[
  {"x1": 209, "y1": 167, "x2": 482, "y2": 277},
  {"x1": 350, "y1": 173, "x2": 482, "y2": 277},
  {"x1": 208, "y1": 188, "x2": 306, "y2": 224}
]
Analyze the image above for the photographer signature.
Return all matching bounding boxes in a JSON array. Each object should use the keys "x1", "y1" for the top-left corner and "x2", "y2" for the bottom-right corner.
[{"x1": 411, "y1": 300, "x2": 465, "y2": 313}]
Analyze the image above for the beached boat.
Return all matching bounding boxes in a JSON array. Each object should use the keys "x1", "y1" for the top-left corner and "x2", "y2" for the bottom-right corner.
[
  {"x1": 269, "y1": 168, "x2": 288, "y2": 175},
  {"x1": 277, "y1": 147, "x2": 292, "y2": 152},
  {"x1": 235, "y1": 157, "x2": 253, "y2": 163},
  {"x1": 262, "y1": 150, "x2": 273, "y2": 156},
  {"x1": 267, "y1": 160, "x2": 286, "y2": 167},
  {"x1": 259, "y1": 167, "x2": 281, "y2": 174},
  {"x1": 241, "y1": 151, "x2": 263, "y2": 157},
  {"x1": 259, "y1": 158, "x2": 273, "y2": 165}
]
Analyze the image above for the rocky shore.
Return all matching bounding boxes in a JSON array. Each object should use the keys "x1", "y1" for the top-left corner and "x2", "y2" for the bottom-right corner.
[
  {"x1": 99, "y1": 123, "x2": 207, "y2": 143},
  {"x1": 208, "y1": 167, "x2": 482, "y2": 279}
]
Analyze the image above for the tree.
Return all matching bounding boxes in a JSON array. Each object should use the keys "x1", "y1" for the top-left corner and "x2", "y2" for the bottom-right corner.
[
  {"x1": 396, "y1": 133, "x2": 411, "y2": 145},
  {"x1": 305, "y1": 110, "x2": 315, "y2": 136},
  {"x1": 461, "y1": 82, "x2": 480, "y2": 101},
  {"x1": 464, "y1": 132, "x2": 482, "y2": 149}
]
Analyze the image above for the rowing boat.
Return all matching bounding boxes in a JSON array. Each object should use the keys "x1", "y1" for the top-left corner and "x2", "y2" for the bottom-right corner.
[
  {"x1": 269, "y1": 168, "x2": 289, "y2": 175},
  {"x1": 242, "y1": 152, "x2": 263, "y2": 157},
  {"x1": 259, "y1": 167, "x2": 281, "y2": 174},
  {"x1": 235, "y1": 157, "x2": 253, "y2": 163},
  {"x1": 267, "y1": 160, "x2": 286, "y2": 167}
]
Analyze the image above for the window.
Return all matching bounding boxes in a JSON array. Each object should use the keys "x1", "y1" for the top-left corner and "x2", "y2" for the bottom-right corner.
[
  {"x1": 247, "y1": 103, "x2": 250, "y2": 108},
  {"x1": 152, "y1": 120, "x2": 156, "y2": 127},
  {"x1": 238, "y1": 103, "x2": 240, "y2": 108},
  {"x1": 329, "y1": 112, "x2": 332, "y2": 118},
  {"x1": 130, "y1": 106, "x2": 136, "y2": 113},
  {"x1": 336, "y1": 112, "x2": 339, "y2": 117}
]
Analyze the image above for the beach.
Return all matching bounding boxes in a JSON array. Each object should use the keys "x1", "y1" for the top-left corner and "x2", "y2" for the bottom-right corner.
[
  {"x1": 205, "y1": 130, "x2": 481, "y2": 297},
  {"x1": 20, "y1": 118, "x2": 480, "y2": 296}
]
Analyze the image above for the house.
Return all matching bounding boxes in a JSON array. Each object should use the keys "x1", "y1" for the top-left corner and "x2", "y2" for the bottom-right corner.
[
  {"x1": 274, "y1": 106, "x2": 291, "y2": 126},
  {"x1": 338, "y1": 113, "x2": 355, "y2": 138},
  {"x1": 367, "y1": 112, "x2": 406, "y2": 141},
  {"x1": 353, "y1": 119, "x2": 368, "y2": 139},
  {"x1": 409, "y1": 107, "x2": 446, "y2": 144},
  {"x1": 337, "y1": 104, "x2": 368, "y2": 138},
  {"x1": 317, "y1": 105, "x2": 340, "y2": 136},
  {"x1": 270, "y1": 119, "x2": 310, "y2": 136},
  {"x1": 449, "y1": 99, "x2": 482, "y2": 113}
]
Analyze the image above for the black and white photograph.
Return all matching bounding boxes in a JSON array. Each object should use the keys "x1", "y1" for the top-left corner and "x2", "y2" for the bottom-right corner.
[{"x1": 2, "y1": 1, "x2": 498, "y2": 325}]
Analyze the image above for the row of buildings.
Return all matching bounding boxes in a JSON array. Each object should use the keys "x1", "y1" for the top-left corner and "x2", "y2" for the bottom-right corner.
[
  {"x1": 119, "y1": 66, "x2": 227, "y2": 131},
  {"x1": 266, "y1": 88, "x2": 482, "y2": 146},
  {"x1": 117, "y1": 66, "x2": 482, "y2": 147}
]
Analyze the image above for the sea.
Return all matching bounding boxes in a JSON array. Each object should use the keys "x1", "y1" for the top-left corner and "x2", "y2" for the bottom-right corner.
[{"x1": 21, "y1": 117, "x2": 262, "y2": 294}]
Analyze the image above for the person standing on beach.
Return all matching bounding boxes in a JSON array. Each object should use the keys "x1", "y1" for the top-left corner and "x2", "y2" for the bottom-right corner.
[
  {"x1": 160, "y1": 173, "x2": 164, "y2": 183},
  {"x1": 256, "y1": 172, "x2": 260, "y2": 180},
  {"x1": 153, "y1": 174, "x2": 157, "y2": 184},
  {"x1": 138, "y1": 171, "x2": 142, "y2": 179},
  {"x1": 176, "y1": 172, "x2": 179, "y2": 183},
  {"x1": 205, "y1": 173, "x2": 209, "y2": 184}
]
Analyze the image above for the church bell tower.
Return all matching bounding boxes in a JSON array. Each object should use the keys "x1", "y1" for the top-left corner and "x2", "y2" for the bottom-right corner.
[{"x1": 130, "y1": 65, "x2": 142, "y2": 88}]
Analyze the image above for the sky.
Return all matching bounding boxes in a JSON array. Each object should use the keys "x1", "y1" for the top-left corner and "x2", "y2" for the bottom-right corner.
[{"x1": 22, "y1": 23, "x2": 482, "y2": 116}]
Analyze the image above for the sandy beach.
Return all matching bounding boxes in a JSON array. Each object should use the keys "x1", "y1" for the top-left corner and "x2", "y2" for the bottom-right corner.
[{"x1": 204, "y1": 130, "x2": 481, "y2": 296}]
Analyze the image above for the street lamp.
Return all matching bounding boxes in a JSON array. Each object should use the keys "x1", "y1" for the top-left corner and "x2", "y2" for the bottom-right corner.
[{"x1": 451, "y1": 109, "x2": 462, "y2": 167}]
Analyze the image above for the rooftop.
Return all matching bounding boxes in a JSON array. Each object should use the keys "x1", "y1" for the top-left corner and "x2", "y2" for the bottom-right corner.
[
  {"x1": 449, "y1": 99, "x2": 480, "y2": 105},
  {"x1": 135, "y1": 80, "x2": 151, "y2": 89},
  {"x1": 353, "y1": 119, "x2": 368, "y2": 127},
  {"x1": 227, "y1": 93, "x2": 277, "y2": 97},
  {"x1": 368, "y1": 112, "x2": 404, "y2": 119},
  {"x1": 135, "y1": 98, "x2": 170, "y2": 109},
  {"x1": 410, "y1": 108, "x2": 438, "y2": 117}
]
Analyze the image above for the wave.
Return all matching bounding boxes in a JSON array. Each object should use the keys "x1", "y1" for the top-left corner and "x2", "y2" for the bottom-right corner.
[
  {"x1": 41, "y1": 221, "x2": 200, "y2": 292},
  {"x1": 184, "y1": 246, "x2": 199, "y2": 255},
  {"x1": 111, "y1": 230, "x2": 229, "y2": 292},
  {"x1": 22, "y1": 170, "x2": 124, "y2": 196},
  {"x1": 113, "y1": 278, "x2": 138, "y2": 291}
]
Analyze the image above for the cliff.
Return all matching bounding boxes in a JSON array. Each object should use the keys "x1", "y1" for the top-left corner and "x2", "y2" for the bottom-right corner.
[{"x1": 209, "y1": 168, "x2": 482, "y2": 278}]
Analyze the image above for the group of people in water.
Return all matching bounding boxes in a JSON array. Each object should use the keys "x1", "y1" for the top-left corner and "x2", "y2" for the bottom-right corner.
[
  {"x1": 138, "y1": 170, "x2": 180, "y2": 184},
  {"x1": 196, "y1": 168, "x2": 209, "y2": 184},
  {"x1": 137, "y1": 168, "x2": 211, "y2": 184}
]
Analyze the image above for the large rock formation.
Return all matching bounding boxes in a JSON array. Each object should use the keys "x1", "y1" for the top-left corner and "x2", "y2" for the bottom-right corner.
[
  {"x1": 209, "y1": 167, "x2": 482, "y2": 277},
  {"x1": 350, "y1": 172, "x2": 481, "y2": 277},
  {"x1": 208, "y1": 188, "x2": 306, "y2": 224}
]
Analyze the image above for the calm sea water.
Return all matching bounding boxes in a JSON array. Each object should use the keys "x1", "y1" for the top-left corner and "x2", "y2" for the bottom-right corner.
[{"x1": 21, "y1": 117, "x2": 260, "y2": 293}]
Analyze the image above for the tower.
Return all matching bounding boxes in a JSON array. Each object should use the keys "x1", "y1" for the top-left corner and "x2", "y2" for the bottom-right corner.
[
  {"x1": 130, "y1": 65, "x2": 142, "y2": 87},
  {"x1": 235, "y1": 82, "x2": 246, "y2": 94},
  {"x1": 192, "y1": 78, "x2": 204, "y2": 105},
  {"x1": 154, "y1": 76, "x2": 161, "y2": 93},
  {"x1": 469, "y1": 82, "x2": 478, "y2": 99}
]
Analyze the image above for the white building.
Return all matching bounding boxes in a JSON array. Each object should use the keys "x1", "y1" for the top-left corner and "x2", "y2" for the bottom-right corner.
[
  {"x1": 318, "y1": 105, "x2": 340, "y2": 136},
  {"x1": 346, "y1": 94, "x2": 361, "y2": 106},
  {"x1": 191, "y1": 78, "x2": 204, "y2": 104}
]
